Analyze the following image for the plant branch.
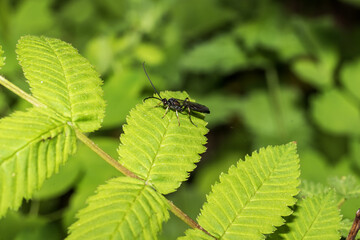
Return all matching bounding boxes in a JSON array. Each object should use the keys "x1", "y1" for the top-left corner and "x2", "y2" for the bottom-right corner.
[
  {"x1": 167, "y1": 200, "x2": 217, "y2": 239},
  {"x1": 74, "y1": 128, "x2": 215, "y2": 238},
  {"x1": 347, "y1": 208, "x2": 360, "y2": 240},
  {"x1": 0, "y1": 75, "x2": 46, "y2": 108},
  {"x1": 337, "y1": 197, "x2": 346, "y2": 208},
  {"x1": 1, "y1": 73, "x2": 213, "y2": 238},
  {"x1": 74, "y1": 128, "x2": 141, "y2": 180}
]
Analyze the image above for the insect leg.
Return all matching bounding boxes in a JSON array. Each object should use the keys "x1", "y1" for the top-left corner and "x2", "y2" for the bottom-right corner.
[
  {"x1": 175, "y1": 110, "x2": 180, "y2": 126},
  {"x1": 187, "y1": 106, "x2": 197, "y2": 127},
  {"x1": 154, "y1": 101, "x2": 162, "y2": 108},
  {"x1": 162, "y1": 106, "x2": 169, "y2": 118}
]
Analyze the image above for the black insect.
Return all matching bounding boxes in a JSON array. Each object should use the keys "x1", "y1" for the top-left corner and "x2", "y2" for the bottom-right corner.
[{"x1": 142, "y1": 62, "x2": 210, "y2": 126}]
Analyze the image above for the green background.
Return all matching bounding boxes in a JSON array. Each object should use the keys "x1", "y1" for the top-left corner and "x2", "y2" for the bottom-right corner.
[{"x1": 1, "y1": 0, "x2": 360, "y2": 239}]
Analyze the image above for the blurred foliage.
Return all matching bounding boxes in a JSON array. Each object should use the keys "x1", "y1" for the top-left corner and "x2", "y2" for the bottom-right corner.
[{"x1": 1, "y1": 0, "x2": 360, "y2": 239}]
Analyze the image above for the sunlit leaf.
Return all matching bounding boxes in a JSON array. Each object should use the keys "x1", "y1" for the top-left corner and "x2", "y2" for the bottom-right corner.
[
  {"x1": 276, "y1": 191, "x2": 341, "y2": 240},
  {"x1": 0, "y1": 108, "x2": 76, "y2": 217},
  {"x1": 63, "y1": 137, "x2": 119, "y2": 227},
  {"x1": 182, "y1": 143, "x2": 300, "y2": 239},
  {"x1": 67, "y1": 177, "x2": 169, "y2": 239},
  {"x1": 17, "y1": 35, "x2": 105, "y2": 132},
  {"x1": 118, "y1": 91, "x2": 208, "y2": 194}
]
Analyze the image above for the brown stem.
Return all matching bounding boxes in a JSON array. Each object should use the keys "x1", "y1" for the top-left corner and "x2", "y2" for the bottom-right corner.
[
  {"x1": 1, "y1": 70, "x2": 213, "y2": 238},
  {"x1": 0, "y1": 75, "x2": 46, "y2": 108},
  {"x1": 74, "y1": 128, "x2": 141, "y2": 180},
  {"x1": 167, "y1": 200, "x2": 217, "y2": 239},
  {"x1": 347, "y1": 208, "x2": 360, "y2": 240},
  {"x1": 75, "y1": 129, "x2": 215, "y2": 238}
]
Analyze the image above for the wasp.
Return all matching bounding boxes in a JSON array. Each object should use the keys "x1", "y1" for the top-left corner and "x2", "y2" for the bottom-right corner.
[{"x1": 142, "y1": 62, "x2": 210, "y2": 126}]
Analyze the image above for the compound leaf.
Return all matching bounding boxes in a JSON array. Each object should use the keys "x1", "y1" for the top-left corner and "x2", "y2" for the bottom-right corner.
[
  {"x1": 277, "y1": 191, "x2": 341, "y2": 240},
  {"x1": 67, "y1": 177, "x2": 169, "y2": 240},
  {"x1": 328, "y1": 175, "x2": 360, "y2": 199},
  {"x1": 118, "y1": 91, "x2": 208, "y2": 194},
  {"x1": 179, "y1": 229, "x2": 214, "y2": 240},
  {"x1": 181, "y1": 142, "x2": 300, "y2": 240},
  {"x1": 16, "y1": 35, "x2": 105, "y2": 132},
  {"x1": 0, "y1": 108, "x2": 76, "y2": 217}
]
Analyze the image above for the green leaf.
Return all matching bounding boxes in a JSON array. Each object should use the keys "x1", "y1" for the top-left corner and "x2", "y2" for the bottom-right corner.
[
  {"x1": 67, "y1": 177, "x2": 169, "y2": 240},
  {"x1": 0, "y1": 211, "x2": 48, "y2": 240},
  {"x1": 276, "y1": 191, "x2": 341, "y2": 240},
  {"x1": 134, "y1": 43, "x2": 165, "y2": 65},
  {"x1": 340, "y1": 57, "x2": 360, "y2": 102},
  {"x1": 33, "y1": 155, "x2": 80, "y2": 200},
  {"x1": 242, "y1": 88, "x2": 311, "y2": 147},
  {"x1": 179, "y1": 229, "x2": 214, "y2": 240},
  {"x1": 299, "y1": 180, "x2": 329, "y2": 198},
  {"x1": 118, "y1": 91, "x2": 208, "y2": 194},
  {"x1": 300, "y1": 149, "x2": 331, "y2": 184},
  {"x1": 339, "y1": 218, "x2": 353, "y2": 238},
  {"x1": 292, "y1": 49, "x2": 337, "y2": 88},
  {"x1": 0, "y1": 44, "x2": 5, "y2": 69},
  {"x1": 172, "y1": 0, "x2": 235, "y2": 40},
  {"x1": 181, "y1": 35, "x2": 247, "y2": 74},
  {"x1": 0, "y1": 108, "x2": 76, "y2": 217},
  {"x1": 12, "y1": 0, "x2": 54, "y2": 36},
  {"x1": 102, "y1": 69, "x2": 145, "y2": 128},
  {"x1": 182, "y1": 143, "x2": 300, "y2": 239},
  {"x1": 198, "y1": 93, "x2": 243, "y2": 127},
  {"x1": 328, "y1": 175, "x2": 360, "y2": 199},
  {"x1": 63, "y1": 137, "x2": 119, "y2": 227},
  {"x1": 16, "y1": 35, "x2": 105, "y2": 132},
  {"x1": 234, "y1": 7, "x2": 307, "y2": 61},
  {"x1": 311, "y1": 89, "x2": 360, "y2": 135}
]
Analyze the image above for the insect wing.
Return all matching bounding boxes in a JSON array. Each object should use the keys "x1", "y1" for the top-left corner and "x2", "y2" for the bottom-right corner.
[
  {"x1": 188, "y1": 102, "x2": 210, "y2": 113},
  {"x1": 177, "y1": 99, "x2": 210, "y2": 113}
]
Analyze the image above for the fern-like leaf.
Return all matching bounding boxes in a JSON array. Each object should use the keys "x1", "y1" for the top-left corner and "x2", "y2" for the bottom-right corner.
[
  {"x1": 181, "y1": 142, "x2": 300, "y2": 240},
  {"x1": 118, "y1": 91, "x2": 208, "y2": 194},
  {"x1": 16, "y1": 35, "x2": 105, "y2": 132},
  {"x1": 0, "y1": 108, "x2": 76, "y2": 217},
  {"x1": 67, "y1": 177, "x2": 170, "y2": 240},
  {"x1": 277, "y1": 191, "x2": 341, "y2": 240},
  {"x1": 328, "y1": 175, "x2": 360, "y2": 199},
  {"x1": 179, "y1": 229, "x2": 215, "y2": 240}
]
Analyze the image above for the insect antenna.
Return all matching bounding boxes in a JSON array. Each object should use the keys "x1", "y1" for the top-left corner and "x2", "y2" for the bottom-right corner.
[{"x1": 142, "y1": 62, "x2": 162, "y2": 99}]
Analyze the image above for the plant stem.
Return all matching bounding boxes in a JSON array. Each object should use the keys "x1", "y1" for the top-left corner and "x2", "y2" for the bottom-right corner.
[
  {"x1": 347, "y1": 209, "x2": 360, "y2": 240},
  {"x1": 0, "y1": 75, "x2": 46, "y2": 108},
  {"x1": 0, "y1": 74, "x2": 213, "y2": 238},
  {"x1": 167, "y1": 200, "x2": 216, "y2": 239},
  {"x1": 74, "y1": 128, "x2": 141, "y2": 180},
  {"x1": 337, "y1": 197, "x2": 346, "y2": 208},
  {"x1": 74, "y1": 128, "x2": 215, "y2": 238}
]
